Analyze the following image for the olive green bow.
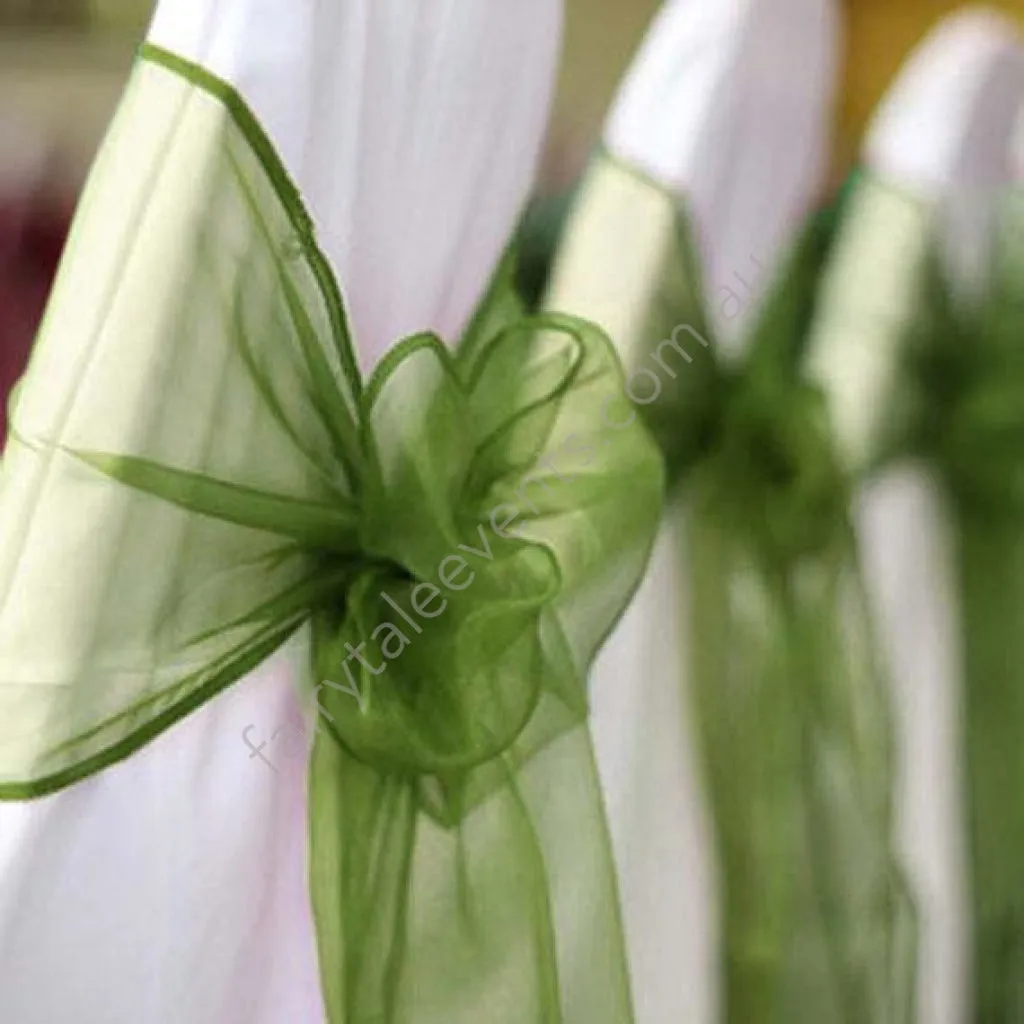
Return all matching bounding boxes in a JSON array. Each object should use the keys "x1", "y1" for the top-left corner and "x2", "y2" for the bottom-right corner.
[
  {"x1": 0, "y1": 46, "x2": 663, "y2": 1024},
  {"x1": 629, "y1": 192, "x2": 915, "y2": 1023}
]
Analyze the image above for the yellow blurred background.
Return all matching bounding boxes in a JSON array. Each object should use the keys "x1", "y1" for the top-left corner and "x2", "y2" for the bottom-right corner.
[
  {"x1": 555, "y1": 0, "x2": 1024, "y2": 185},
  {"x1": 4, "y1": 0, "x2": 1024, "y2": 189}
]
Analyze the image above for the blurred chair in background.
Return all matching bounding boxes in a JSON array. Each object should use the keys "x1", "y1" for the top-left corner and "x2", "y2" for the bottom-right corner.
[
  {"x1": 546, "y1": 2, "x2": 870, "y2": 1022},
  {"x1": 808, "y1": 11, "x2": 1024, "y2": 1022}
]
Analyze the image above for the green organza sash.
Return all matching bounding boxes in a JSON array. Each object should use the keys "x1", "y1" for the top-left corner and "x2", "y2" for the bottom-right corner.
[
  {"x1": 0, "y1": 47, "x2": 665, "y2": 1024},
  {"x1": 553, "y1": 157, "x2": 916, "y2": 1021},
  {"x1": 682, "y1": 218, "x2": 915, "y2": 1024},
  {"x1": 905, "y1": 191, "x2": 1024, "y2": 1022}
]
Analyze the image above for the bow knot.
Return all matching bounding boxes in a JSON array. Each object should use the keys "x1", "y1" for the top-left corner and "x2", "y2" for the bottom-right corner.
[
  {"x1": 73, "y1": 310, "x2": 663, "y2": 824},
  {"x1": 698, "y1": 379, "x2": 848, "y2": 567},
  {"x1": 646, "y1": 352, "x2": 847, "y2": 568},
  {"x1": 302, "y1": 318, "x2": 661, "y2": 800},
  {"x1": 939, "y1": 367, "x2": 1024, "y2": 512}
]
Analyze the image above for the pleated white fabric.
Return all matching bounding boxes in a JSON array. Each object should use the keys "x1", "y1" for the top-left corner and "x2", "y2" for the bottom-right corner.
[
  {"x1": 0, "y1": 2, "x2": 561, "y2": 1021},
  {"x1": 848, "y1": 13, "x2": 1024, "y2": 1023},
  {"x1": 568, "y1": 3, "x2": 839, "y2": 1021}
]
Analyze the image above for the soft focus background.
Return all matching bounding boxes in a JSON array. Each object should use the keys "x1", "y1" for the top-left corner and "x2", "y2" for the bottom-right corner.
[{"x1": 3, "y1": 0, "x2": 1024, "y2": 410}]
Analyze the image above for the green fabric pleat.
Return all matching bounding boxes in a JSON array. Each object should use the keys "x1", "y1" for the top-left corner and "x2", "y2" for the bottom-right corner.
[
  {"x1": 960, "y1": 524, "x2": 1024, "y2": 1023},
  {"x1": 627, "y1": 172, "x2": 916, "y2": 1022},
  {"x1": 906, "y1": 192, "x2": 1024, "y2": 1022},
  {"x1": 0, "y1": 46, "x2": 664, "y2": 1024}
]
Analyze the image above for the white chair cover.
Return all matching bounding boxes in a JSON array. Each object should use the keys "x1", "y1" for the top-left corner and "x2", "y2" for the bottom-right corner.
[
  {"x1": 848, "y1": 12, "x2": 1024, "y2": 1023},
  {"x1": 549, "y1": 1, "x2": 839, "y2": 1020},
  {"x1": 0, "y1": 2, "x2": 561, "y2": 1021}
]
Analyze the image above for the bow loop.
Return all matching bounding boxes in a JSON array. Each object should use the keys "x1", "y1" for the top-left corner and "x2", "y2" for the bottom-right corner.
[{"x1": 310, "y1": 310, "x2": 661, "y2": 820}]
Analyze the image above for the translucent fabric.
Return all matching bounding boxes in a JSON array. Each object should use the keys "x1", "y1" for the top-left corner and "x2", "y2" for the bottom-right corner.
[
  {"x1": 673, "y1": 197, "x2": 917, "y2": 1023},
  {"x1": 0, "y1": 49, "x2": 665, "y2": 1024},
  {"x1": 903, "y1": 195, "x2": 1024, "y2": 1022},
  {"x1": 0, "y1": 49, "x2": 362, "y2": 790},
  {"x1": 554, "y1": 155, "x2": 916, "y2": 1021}
]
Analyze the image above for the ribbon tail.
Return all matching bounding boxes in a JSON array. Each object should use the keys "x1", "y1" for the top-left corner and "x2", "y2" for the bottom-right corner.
[
  {"x1": 309, "y1": 730, "x2": 419, "y2": 1024},
  {"x1": 957, "y1": 517, "x2": 1024, "y2": 1021},
  {"x1": 687, "y1": 505, "x2": 916, "y2": 1022},
  {"x1": 785, "y1": 539, "x2": 918, "y2": 1023},
  {"x1": 308, "y1": 724, "x2": 633, "y2": 1024},
  {"x1": 687, "y1": 505, "x2": 805, "y2": 1018},
  {"x1": 945, "y1": 193, "x2": 1024, "y2": 1023}
]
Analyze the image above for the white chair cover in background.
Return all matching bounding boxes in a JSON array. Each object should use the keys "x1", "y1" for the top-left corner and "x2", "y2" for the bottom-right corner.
[
  {"x1": 0, "y1": 2, "x2": 562, "y2": 1021},
  {"x1": 548, "y1": 2, "x2": 839, "y2": 1021},
  {"x1": 848, "y1": 12, "x2": 1024, "y2": 1023}
]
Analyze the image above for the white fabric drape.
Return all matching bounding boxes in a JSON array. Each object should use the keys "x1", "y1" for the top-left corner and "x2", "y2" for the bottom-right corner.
[{"x1": 0, "y1": 3, "x2": 561, "y2": 1021}]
